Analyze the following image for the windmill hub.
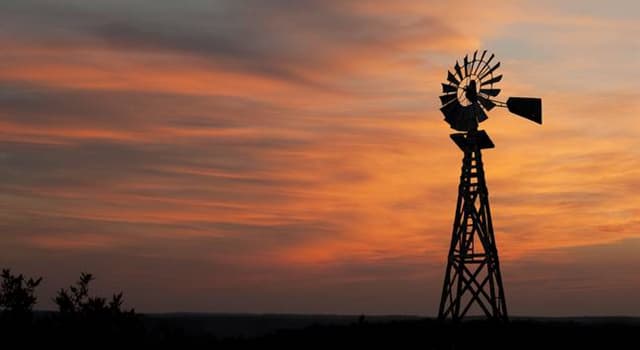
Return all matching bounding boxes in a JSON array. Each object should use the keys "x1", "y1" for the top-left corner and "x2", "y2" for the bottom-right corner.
[
  {"x1": 455, "y1": 76, "x2": 480, "y2": 107},
  {"x1": 436, "y1": 50, "x2": 543, "y2": 322},
  {"x1": 463, "y1": 79, "x2": 478, "y2": 105}
]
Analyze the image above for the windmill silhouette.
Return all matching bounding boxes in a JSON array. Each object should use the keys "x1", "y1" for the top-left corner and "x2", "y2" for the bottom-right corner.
[{"x1": 438, "y1": 50, "x2": 542, "y2": 321}]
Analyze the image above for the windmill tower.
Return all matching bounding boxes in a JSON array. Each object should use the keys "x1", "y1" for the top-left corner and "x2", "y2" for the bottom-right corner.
[{"x1": 437, "y1": 51, "x2": 542, "y2": 321}]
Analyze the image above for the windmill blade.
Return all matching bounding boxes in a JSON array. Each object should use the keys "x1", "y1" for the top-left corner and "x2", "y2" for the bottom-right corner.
[
  {"x1": 472, "y1": 103, "x2": 488, "y2": 122},
  {"x1": 477, "y1": 53, "x2": 495, "y2": 76},
  {"x1": 479, "y1": 61, "x2": 501, "y2": 81},
  {"x1": 449, "y1": 114, "x2": 464, "y2": 131},
  {"x1": 474, "y1": 50, "x2": 487, "y2": 74},
  {"x1": 440, "y1": 100, "x2": 459, "y2": 117},
  {"x1": 445, "y1": 115, "x2": 459, "y2": 129},
  {"x1": 507, "y1": 97, "x2": 542, "y2": 124},
  {"x1": 441, "y1": 83, "x2": 457, "y2": 94},
  {"x1": 480, "y1": 88, "x2": 501, "y2": 97},
  {"x1": 478, "y1": 96, "x2": 496, "y2": 111},
  {"x1": 481, "y1": 74, "x2": 502, "y2": 86},
  {"x1": 439, "y1": 93, "x2": 457, "y2": 106},
  {"x1": 440, "y1": 100, "x2": 463, "y2": 128},
  {"x1": 454, "y1": 61, "x2": 463, "y2": 81},
  {"x1": 463, "y1": 55, "x2": 469, "y2": 77},
  {"x1": 470, "y1": 50, "x2": 478, "y2": 73},
  {"x1": 447, "y1": 71, "x2": 460, "y2": 85}
]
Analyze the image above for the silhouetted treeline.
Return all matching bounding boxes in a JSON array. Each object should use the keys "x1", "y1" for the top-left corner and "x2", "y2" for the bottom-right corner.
[
  {"x1": 2, "y1": 268, "x2": 640, "y2": 348},
  {"x1": 0, "y1": 269, "x2": 144, "y2": 345}
]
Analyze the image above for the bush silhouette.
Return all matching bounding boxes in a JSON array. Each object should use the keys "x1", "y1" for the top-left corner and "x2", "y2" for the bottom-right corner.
[
  {"x1": 55, "y1": 272, "x2": 133, "y2": 316},
  {"x1": 52, "y1": 272, "x2": 142, "y2": 342},
  {"x1": 0, "y1": 269, "x2": 42, "y2": 325}
]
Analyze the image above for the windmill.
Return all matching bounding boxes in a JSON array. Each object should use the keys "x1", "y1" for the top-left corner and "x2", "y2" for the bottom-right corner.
[{"x1": 437, "y1": 50, "x2": 542, "y2": 321}]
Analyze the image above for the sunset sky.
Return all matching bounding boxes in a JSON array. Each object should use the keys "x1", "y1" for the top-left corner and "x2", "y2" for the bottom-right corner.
[{"x1": 1, "y1": 0, "x2": 639, "y2": 316}]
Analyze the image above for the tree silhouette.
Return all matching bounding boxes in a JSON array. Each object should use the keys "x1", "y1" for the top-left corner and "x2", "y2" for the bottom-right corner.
[
  {"x1": 52, "y1": 272, "x2": 142, "y2": 343},
  {"x1": 55, "y1": 272, "x2": 135, "y2": 317},
  {"x1": 0, "y1": 269, "x2": 42, "y2": 324}
]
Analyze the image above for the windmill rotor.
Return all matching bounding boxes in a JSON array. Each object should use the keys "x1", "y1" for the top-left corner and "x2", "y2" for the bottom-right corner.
[{"x1": 439, "y1": 50, "x2": 542, "y2": 133}]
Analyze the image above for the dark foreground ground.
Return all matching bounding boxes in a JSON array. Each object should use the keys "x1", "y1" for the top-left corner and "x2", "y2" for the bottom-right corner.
[
  {"x1": 145, "y1": 314, "x2": 640, "y2": 348},
  {"x1": 4, "y1": 313, "x2": 640, "y2": 348}
]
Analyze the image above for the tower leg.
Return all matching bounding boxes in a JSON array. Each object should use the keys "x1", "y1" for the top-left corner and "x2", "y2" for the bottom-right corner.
[{"x1": 438, "y1": 145, "x2": 508, "y2": 321}]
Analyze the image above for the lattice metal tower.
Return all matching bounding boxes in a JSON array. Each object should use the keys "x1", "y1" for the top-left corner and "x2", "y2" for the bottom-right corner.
[{"x1": 437, "y1": 51, "x2": 543, "y2": 321}]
